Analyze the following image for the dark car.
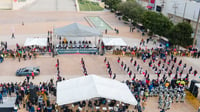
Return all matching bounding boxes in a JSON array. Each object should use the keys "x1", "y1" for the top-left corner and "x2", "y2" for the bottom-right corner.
[{"x1": 16, "y1": 67, "x2": 40, "y2": 76}]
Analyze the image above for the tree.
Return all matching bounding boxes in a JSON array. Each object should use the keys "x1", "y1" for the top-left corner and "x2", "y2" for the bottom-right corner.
[
  {"x1": 104, "y1": 0, "x2": 121, "y2": 11},
  {"x1": 117, "y1": 1, "x2": 145, "y2": 24},
  {"x1": 141, "y1": 11, "x2": 173, "y2": 37},
  {"x1": 167, "y1": 22, "x2": 193, "y2": 47}
]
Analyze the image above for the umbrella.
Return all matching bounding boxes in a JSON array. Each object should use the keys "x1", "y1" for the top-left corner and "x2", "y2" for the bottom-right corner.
[{"x1": 180, "y1": 81, "x2": 185, "y2": 85}]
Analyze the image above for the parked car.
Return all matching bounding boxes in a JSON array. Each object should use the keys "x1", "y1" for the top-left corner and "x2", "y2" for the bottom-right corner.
[{"x1": 16, "y1": 67, "x2": 40, "y2": 76}]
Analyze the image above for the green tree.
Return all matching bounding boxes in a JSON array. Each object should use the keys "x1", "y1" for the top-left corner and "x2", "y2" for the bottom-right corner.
[
  {"x1": 117, "y1": 1, "x2": 145, "y2": 24},
  {"x1": 104, "y1": 0, "x2": 121, "y2": 11},
  {"x1": 141, "y1": 11, "x2": 173, "y2": 37},
  {"x1": 167, "y1": 22, "x2": 193, "y2": 47}
]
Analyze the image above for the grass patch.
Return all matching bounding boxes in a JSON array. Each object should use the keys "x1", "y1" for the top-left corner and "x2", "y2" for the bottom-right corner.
[
  {"x1": 185, "y1": 90, "x2": 200, "y2": 110},
  {"x1": 78, "y1": 0, "x2": 104, "y2": 11}
]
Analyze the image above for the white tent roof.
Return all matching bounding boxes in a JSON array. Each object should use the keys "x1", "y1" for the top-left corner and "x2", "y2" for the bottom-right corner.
[
  {"x1": 195, "y1": 83, "x2": 200, "y2": 88},
  {"x1": 102, "y1": 38, "x2": 127, "y2": 46},
  {"x1": 24, "y1": 38, "x2": 47, "y2": 46},
  {"x1": 57, "y1": 75, "x2": 137, "y2": 106}
]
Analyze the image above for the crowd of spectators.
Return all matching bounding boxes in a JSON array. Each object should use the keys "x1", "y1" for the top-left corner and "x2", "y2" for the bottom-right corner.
[{"x1": 0, "y1": 78, "x2": 57, "y2": 112}]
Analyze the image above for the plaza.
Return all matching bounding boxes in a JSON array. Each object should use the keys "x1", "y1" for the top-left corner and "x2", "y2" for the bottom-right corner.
[{"x1": 0, "y1": 0, "x2": 200, "y2": 112}]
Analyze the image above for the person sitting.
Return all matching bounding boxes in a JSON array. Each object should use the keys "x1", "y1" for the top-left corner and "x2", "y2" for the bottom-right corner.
[
  {"x1": 88, "y1": 100, "x2": 92, "y2": 108},
  {"x1": 82, "y1": 101, "x2": 86, "y2": 107},
  {"x1": 89, "y1": 41, "x2": 91, "y2": 44}
]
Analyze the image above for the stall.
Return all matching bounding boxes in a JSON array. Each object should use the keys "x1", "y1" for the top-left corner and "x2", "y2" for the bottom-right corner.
[
  {"x1": 57, "y1": 75, "x2": 137, "y2": 106},
  {"x1": 24, "y1": 38, "x2": 47, "y2": 46},
  {"x1": 101, "y1": 38, "x2": 127, "y2": 50}
]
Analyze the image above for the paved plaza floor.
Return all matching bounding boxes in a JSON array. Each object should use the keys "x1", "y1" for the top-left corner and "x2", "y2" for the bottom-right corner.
[
  {"x1": 0, "y1": 55, "x2": 198, "y2": 112},
  {"x1": 0, "y1": 1, "x2": 199, "y2": 111}
]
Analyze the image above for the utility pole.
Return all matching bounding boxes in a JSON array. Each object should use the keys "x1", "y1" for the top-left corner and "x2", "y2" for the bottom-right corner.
[
  {"x1": 193, "y1": 9, "x2": 200, "y2": 48},
  {"x1": 56, "y1": 0, "x2": 58, "y2": 11},
  {"x1": 182, "y1": 0, "x2": 187, "y2": 22},
  {"x1": 173, "y1": 2, "x2": 178, "y2": 23}
]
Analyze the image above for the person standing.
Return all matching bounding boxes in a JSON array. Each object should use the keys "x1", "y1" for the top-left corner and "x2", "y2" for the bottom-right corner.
[
  {"x1": 105, "y1": 29, "x2": 107, "y2": 34},
  {"x1": 113, "y1": 73, "x2": 116, "y2": 79},
  {"x1": 0, "y1": 93, "x2": 3, "y2": 104},
  {"x1": 11, "y1": 33, "x2": 15, "y2": 39},
  {"x1": 104, "y1": 57, "x2": 107, "y2": 63},
  {"x1": 31, "y1": 72, "x2": 35, "y2": 79},
  {"x1": 189, "y1": 66, "x2": 193, "y2": 74},
  {"x1": 26, "y1": 74, "x2": 30, "y2": 83}
]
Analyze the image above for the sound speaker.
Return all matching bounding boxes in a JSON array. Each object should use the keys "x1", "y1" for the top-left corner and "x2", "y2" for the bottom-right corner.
[
  {"x1": 189, "y1": 80, "x2": 200, "y2": 93},
  {"x1": 192, "y1": 86, "x2": 199, "y2": 97}
]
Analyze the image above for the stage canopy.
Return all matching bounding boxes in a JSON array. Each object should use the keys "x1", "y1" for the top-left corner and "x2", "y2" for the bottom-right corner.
[
  {"x1": 54, "y1": 23, "x2": 102, "y2": 37},
  {"x1": 102, "y1": 38, "x2": 127, "y2": 46},
  {"x1": 24, "y1": 38, "x2": 47, "y2": 46},
  {"x1": 57, "y1": 75, "x2": 137, "y2": 106}
]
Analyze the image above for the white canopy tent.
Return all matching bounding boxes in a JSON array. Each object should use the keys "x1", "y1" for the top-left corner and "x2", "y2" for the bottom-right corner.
[
  {"x1": 195, "y1": 83, "x2": 200, "y2": 88},
  {"x1": 54, "y1": 23, "x2": 102, "y2": 37},
  {"x1": 102, "y1": 38, "x2": 127, "y2": 46},
  {"x1": 24, "y1": 38, "x2": 47, "y2": 46},
  {"x1": 57, "y1": 75, "x2": 137, "y2": 106}
]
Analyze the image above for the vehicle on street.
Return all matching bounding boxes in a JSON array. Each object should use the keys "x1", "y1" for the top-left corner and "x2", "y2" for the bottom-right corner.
[{"x1": 16, "y1": 67, "x2": 40, "y2": 76}]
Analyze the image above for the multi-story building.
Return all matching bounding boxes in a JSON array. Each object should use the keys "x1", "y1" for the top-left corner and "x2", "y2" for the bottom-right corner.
[{"x1": 140, "y1": 0, "x2": 200, "y2": 48}]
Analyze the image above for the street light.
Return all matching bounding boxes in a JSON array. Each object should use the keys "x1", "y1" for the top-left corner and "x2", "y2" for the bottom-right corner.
[{"x1": 56, "y1": 0, "x2": 58, "y2": 11}]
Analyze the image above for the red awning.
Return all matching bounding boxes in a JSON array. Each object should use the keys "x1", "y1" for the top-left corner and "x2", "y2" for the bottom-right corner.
[{"x1": 146, "y1": 6, "x2": 153, "y2": 9}]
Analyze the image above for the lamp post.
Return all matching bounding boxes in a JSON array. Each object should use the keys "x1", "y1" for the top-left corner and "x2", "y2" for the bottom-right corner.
[{"x1": 56, "y1": 0, "x2": 58, "y2": 11}]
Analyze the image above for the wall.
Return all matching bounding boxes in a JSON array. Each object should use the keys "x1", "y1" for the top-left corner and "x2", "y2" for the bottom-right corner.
[{"x1": 0, "y1": 0, "x2": 12, "y2": 10}]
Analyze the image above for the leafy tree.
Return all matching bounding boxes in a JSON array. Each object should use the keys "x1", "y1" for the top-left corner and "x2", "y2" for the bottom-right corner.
[
  {"x1": 141, "y1": 11, "x2": 173, "y2": 37},
  {"x1": 104, "y1": 0, "x2": 121, "y2": 11},
  {"x1": 167, "y1": 22, "x2": 193, "y2": 47},
  {"x1": 117, "y1": 1, "x2": 145, "y2": 24}
]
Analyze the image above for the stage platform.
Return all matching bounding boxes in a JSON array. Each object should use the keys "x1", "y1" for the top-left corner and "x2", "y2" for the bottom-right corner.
[{"x1": 56, "y1": 48, "x2": 98, "y2": 54}]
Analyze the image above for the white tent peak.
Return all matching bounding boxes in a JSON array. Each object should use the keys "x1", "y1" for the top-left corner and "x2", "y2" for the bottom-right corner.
[
  {"x1": 24, "y1": 37, "x2": 47, "y2": 46},
  {"x1": 102, "y1": 38, "x2": 127, "y2": 46},
  {"x1": 56, "y1": 75, "x2": 137, "y2": 106},
  {"x1": 54, "y1": 23, "x2": 102, "y2": 37}
]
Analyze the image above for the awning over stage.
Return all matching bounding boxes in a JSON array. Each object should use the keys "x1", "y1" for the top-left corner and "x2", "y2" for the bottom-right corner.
[
  {"x1": 57, "y1": 75, "x2": 137, "y2": 106},
  {"x1": 54, "y1": 23, "x2": 102, "y2": 37},
  {"x1": 24, "y1": 38, "x2": 47, "y2": 46},
  {"x1": 102, "y1": 38, "x2": 127, "y2": 46}
]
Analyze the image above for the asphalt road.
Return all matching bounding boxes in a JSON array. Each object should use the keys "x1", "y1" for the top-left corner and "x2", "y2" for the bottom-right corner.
[{"x1": 22, "y1": 0, "x2": 76, "y2": 11}]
